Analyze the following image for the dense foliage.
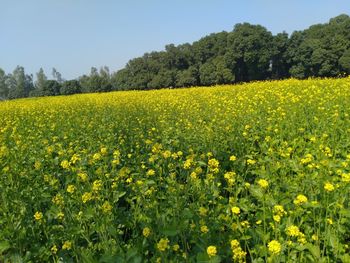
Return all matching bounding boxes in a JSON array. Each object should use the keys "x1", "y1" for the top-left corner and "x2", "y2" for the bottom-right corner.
[
  {"x1": 0, "y1": 14, "x2": 349, "y2": 100},
  {"x1": 1, "y1": 78, "x2": 350, "y2": 262}
]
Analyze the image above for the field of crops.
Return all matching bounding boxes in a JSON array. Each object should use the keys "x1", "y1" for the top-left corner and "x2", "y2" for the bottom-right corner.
[{"x1": 1, "y1": 78, "x2": 350, "y2": 262}]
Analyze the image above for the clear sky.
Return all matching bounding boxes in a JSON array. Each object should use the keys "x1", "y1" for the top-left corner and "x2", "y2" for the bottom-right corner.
[{"x1": 1, "y1": 0, "x2": 349, "y2": 80}]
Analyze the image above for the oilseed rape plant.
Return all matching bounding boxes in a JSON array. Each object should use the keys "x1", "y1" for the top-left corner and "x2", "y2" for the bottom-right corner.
[{"x1": 0, "y1": 78, "x2": 350, "y2": 262}]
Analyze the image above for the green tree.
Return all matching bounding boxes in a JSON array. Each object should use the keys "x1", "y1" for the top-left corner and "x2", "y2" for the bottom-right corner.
[
  {"x1": 0, "y1": 68, "x2": 9, "y2": 99},
  {"x1": 340, "y1": 49, "x2": 350, "y2": 74},
  {"x1": 60, "y1": 80, "x2": 82, "y2": 95},
  {"x1": 176, "y1": 66, "x2": 198, "y2": 87},
  {"x1": 8, "y1": 66, "x2": 33, "y2": 99},
  {"x1": 226, "y1": 23, "x2": 273, "y2": 82},
  {"x1": 41, "y1": 80, "x2": 61, "y2": 96},
  {"x1": 31, "y1": 68, "x2": 48, "y2": 96},
  {"x1": 52, "y1": 68, "x2": 64, "y2": 83}
]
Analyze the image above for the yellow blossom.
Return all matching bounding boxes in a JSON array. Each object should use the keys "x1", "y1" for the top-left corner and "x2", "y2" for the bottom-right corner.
[
  {"x1": 199, "y1": 207, "x2": 208, "y2": 216},
  {"x1": 157, "y1": 238, "x2": 169, "y2": 252},
  {"x1": 231, "y1": 206, "x2": 240, "y2": 215},
  {"x1": 34, "y1": 211, "x2": 43, "y2": 221},
  {"x1": 101, "y1": 201, "x2": 112, "y2": 213},
  {"x1": 294, "y1": 194, "x2": 308, "y2": 205},
  {"x1": 324, "y1": 182, "x2": 335, "y2": 192},
  {"x1": 66, "y1": 184, "x2": 76, "y2": 194},
  {"x1": 201, "y1": 225, "x2": 209, "y2": 233},
  {"x1": 229, "y1": 155, "x2": 237, "y2": 161},
  {"x1": 82, "y1": 192, "x2": 93, "y2": 203},
  {"x1": 207, "y1": 246, "x2": 217, "y2": 258},
  {"x1": 51, "y1": 245, "x2": 58, "y2": 254},
  {"x1": 286, "y1": 225, "x2": 301, "y2": 237},
  {"x1": 78, "y1": 172, "x2": 88, "y2": 182},
  {"x1": 172, "y1": 244, "x2": 180, "y2": 251},
  {"x1": 62, "y1": 241, "x2": 72, "y2": 250},
  {"x1": 92, "y1": 180, "x2": 102, "y2": 192},
  {"x1": 143, "y1": 227, "x2": 151, "y2": 237},
  {"x1": 268, "y1": 240, "x2": 281, "y2": 255},
  {"x1": 60, "y1": 160, "x2": 70, "y2": 169},
  {"x1": 146, "y1": 169, "x2": 155, "y2": 176},
  {"x1": 257, "y1": 179, "x2": 269, "y2": 189}
]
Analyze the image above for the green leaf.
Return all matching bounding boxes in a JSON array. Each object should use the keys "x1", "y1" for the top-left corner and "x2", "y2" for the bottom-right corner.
[
  {"x1": 160, "y1": 225, "x2": 180, "y2": 236},
  {"x1": 305, "y1": 243, "x2": 320, "y2": 260},
  {"x1": 0, "y1": 241, "x2": 10, "y2": 254},
  {"x1": 196, "y1": 253, "x2": 221, "y2": 263},
  {"x1": 249, "y1": 186, "x2": 263, "y2": 199}
]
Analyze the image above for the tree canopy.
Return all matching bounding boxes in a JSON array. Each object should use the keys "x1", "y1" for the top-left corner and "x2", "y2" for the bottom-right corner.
[{"x1": 1, "y1": 14, "x2": 349, "y2": 100}]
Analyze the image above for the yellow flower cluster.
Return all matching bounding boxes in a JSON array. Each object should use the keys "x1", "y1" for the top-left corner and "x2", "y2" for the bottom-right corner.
[
  {"x1": 231, "y1": 239, "x2": 246, "y2": 262},
  {"x1": 207, "y1": 246, "x2": 217, "y2": 258},
  {"x1": 268, "y1": 240, "x2": 281, "y2": 255},
  {"x1": 157, "y1": 238, "x2": 169, "y2": 252},
  {"x1": 293, "y1": 194, "x2": 308, "y2": 205}
]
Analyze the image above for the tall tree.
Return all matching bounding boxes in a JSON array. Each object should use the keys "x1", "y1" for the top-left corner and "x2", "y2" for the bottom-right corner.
[
  {"x1": 32, "y1": 68, "x2": 48, "y2": 96},
  {"x1": 0, "y1": 68, "x2": 9, "y2": 99},
  {"x1": 227, "y1": 23, "x2": 273, "y2": 82},
  {"x1": 52, "y1": 68, "x2": 63, "y2": 83},
  {"x1": 7, "y1": 66, "x2": 33, "y2": 99}
]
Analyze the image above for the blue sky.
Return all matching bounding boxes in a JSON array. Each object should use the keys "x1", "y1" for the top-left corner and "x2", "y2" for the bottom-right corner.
[{"x1": 1, "y1": 0, "x2": 349, "y2": 79}]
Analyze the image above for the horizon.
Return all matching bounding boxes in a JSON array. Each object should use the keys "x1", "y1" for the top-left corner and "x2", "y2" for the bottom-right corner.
[{"x1": 1, "y1": 0, "x2": 350, "y2": 80}]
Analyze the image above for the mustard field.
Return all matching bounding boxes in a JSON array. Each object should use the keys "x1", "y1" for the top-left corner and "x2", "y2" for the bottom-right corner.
[{"x1": 1, "y1": 78, "x2": 350, "y2": 262}]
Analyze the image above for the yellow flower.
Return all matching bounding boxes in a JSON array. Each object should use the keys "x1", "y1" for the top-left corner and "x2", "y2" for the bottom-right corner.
[
  {"x1": 172, "y1": 244, "x2": 180, "y2": 251},
  {"x1": 100, "y1": 147, "x2": 108, "y2": 155},
  {"x1": 70, "y1": 153, "x2": 80, "y2": 164},
  {"x1": 157, "y1": 238, "x2": 169, "y2": 252},
  {"x1": 162, "y1": 150, "x2": 171, "y2": 159},
  {"x1": 341, "y1": 173, "x2": 350, "y2": 182},
  {"x1": 199, "y1": 207, "x2": 208, "y2": 216},
  {"x1": 183, "y1": 159, "x2": 192, "y2": 169},
  {"x1": 257, "y1": 179, "x2": 269, "y2": 189},
  {"x1": 62, "y1": 241, "x2": 72, "y2": 250},
  {"x1": 78, "y1": 172, "x2": 88, "y2": 182},
  {"x1": 207, "y1": 246, "x2": 217, "y2": 258},
  {"x1": 286, "y1": 225, "x2": 301, "y2": 237},
  {"x1": 52, "y1": 194, "x2": 64, "y2": 206},
  {"x1": 92, "y1": 153, "x2": 101, "y2": 161},
  {"x1": 324, "y1": 182, "x2": 335, "y2": 192},
  {"x1": 241, "y1": 220, "x2": 250, "y2": 228},
  {"x1": 92, "y1": 180, "x2": 102, "y2": 192},
  {"x1": 66, "y1": 184, "x2": 76, "y2": 194},
  {"x1": 273, "y1": 215, "x2": 281, "y2": 223},
  {"x1": 247, "y1": 159, "x2": 256, "y2": 165},
  {"x1": 293, "y1": 194, "x2": 308, "y2": 205},
  {"x1": 268, "y1": 240, "x2": 281, "y2": 255},
  {"x1": 60, "y1": 160, "x2": 70, "y2": 169},
  {"x1": 34, "y1": 161, "x2": 41, "y2": 170},
  {"x1": 34, "y1": 211, "x2": 43, "y2": 221},
  {"x1": 146, "y1": 169, "x2": 155, "y2": 176},
  {"x1": 229, "y1": 155, "x2": 237, "y2": 161},
  {"x1": 208, "y1": 158, "x2": 220, "y2": 173},
  {"x1": 143, "y1": 227, "x2": 151, "y2": 237},
  {"x1": 231, "y1": 239, "x2": 240, "y2": 249},
  {"x1": 231, "y1": 206, "x2": 240, "y2": 215},
  {"x1": 190, "y1": 171, "x2": 197, "y2": 180},
  {"x1": 101, "y1": 201, "x2": 112, "y2": 213},
  {"x1": 201, "y1": 225, "x2": 209, "y2": 233},
  {"x1": 273, "y1": 205, "x2": 286, "y2": 216},
  {"x1": 57, "y1": 211, "x2": 64, "y2": 220},
  {"x1": 82, "y1": 192, "x2": 93, "y2": 203},
  {"x1": 51, "y1": 245, "x2": 58, "y2": 254}
]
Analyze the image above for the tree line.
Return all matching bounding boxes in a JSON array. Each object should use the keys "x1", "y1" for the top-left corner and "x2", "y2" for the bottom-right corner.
[{"x1": 1, "y1": 14, "x2": 349, "y2": 100}]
